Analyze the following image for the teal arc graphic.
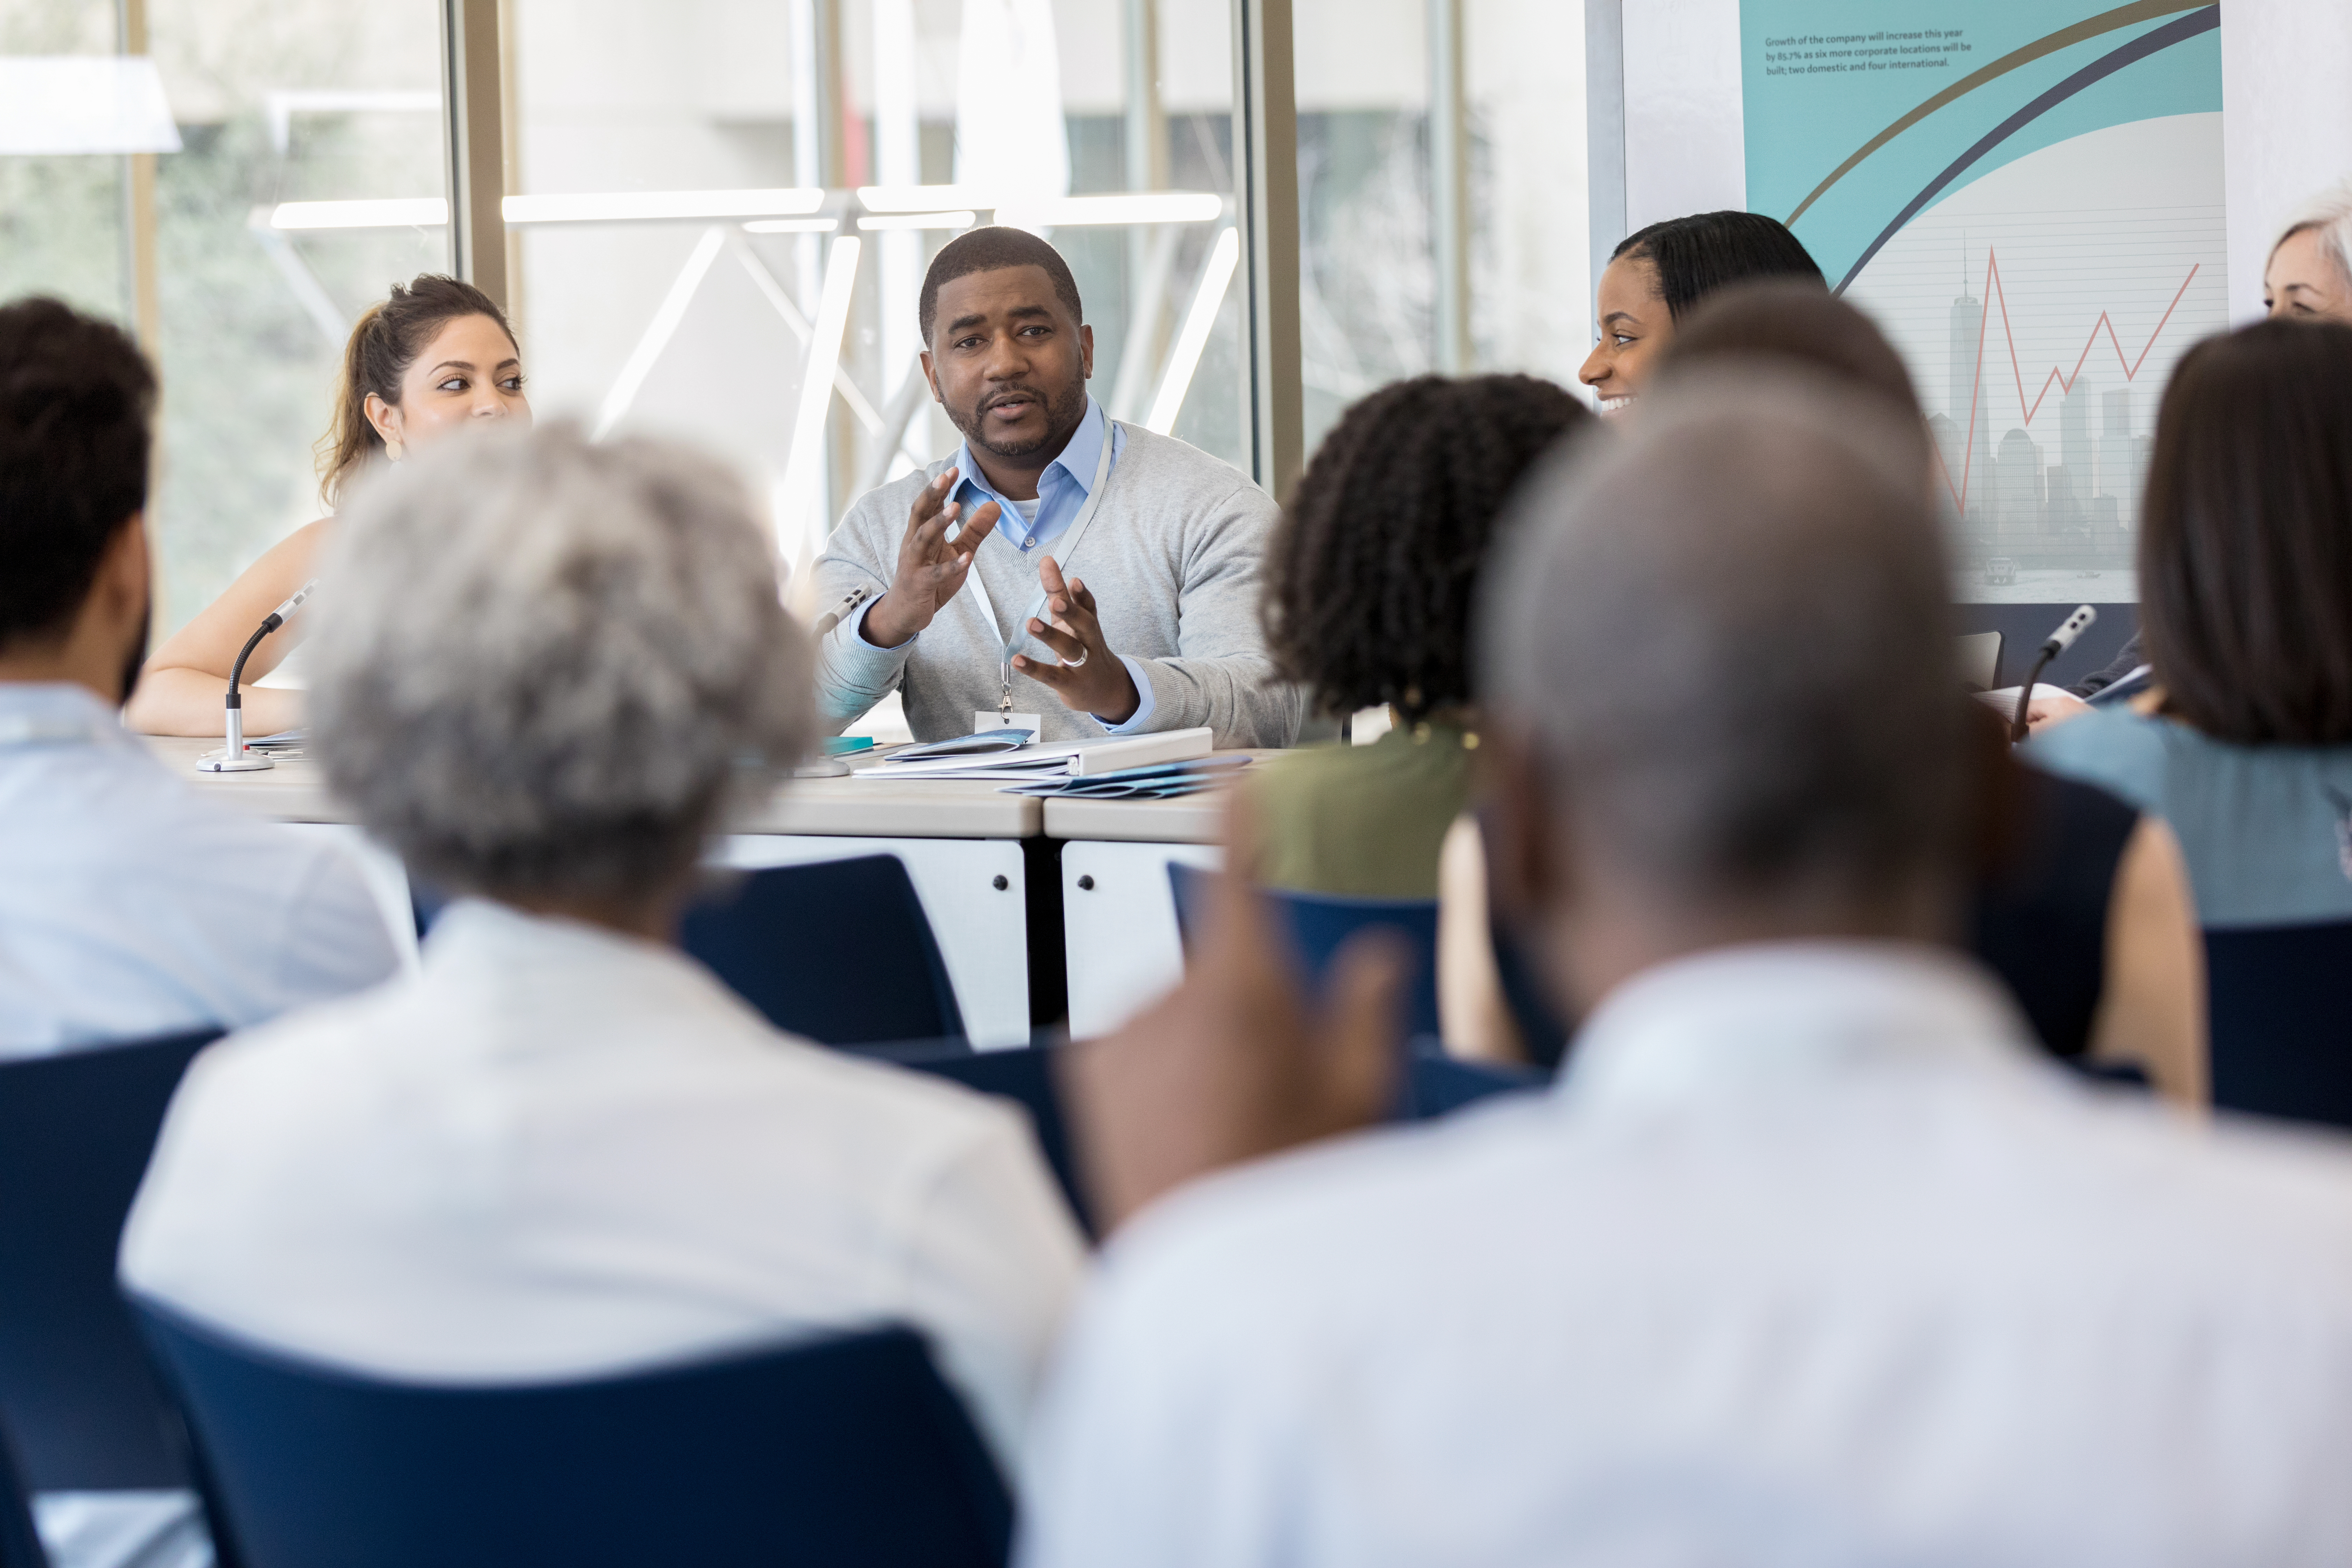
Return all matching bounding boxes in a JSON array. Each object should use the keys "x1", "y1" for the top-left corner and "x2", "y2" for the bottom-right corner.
[
  {"x1": 1830, "y1": 6, "x2": 2221, "y2": 292},
  {"x1": 1741, "y1": 0, "x2": 2225, "y2": 288}
]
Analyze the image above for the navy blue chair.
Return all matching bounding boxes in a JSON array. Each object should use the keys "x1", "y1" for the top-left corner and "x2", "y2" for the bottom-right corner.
[
  {"x1": 1167, "y1": 864, "x2": 1441, "y2": 1040},
  {"x1": 0, "y1": 1030, "x2": 218, "y2": 1491},
  {"x1": 681, "y1": 856, "x2": 965, "y2": 1045},
  {"x1": 853, "y1": 1031, "x2": 1537, "y2": 1244},
  {"x1": 129, "y1": 1297, "x2": 1011, "y2": 1568},
  {"x1": 0, "y1": 1420, "x2": 50, "y2": 1568},
  {"x1": 2204, "y1": 919, "x2": 2352, "y2": 1130},
  {"x1": 1401, "y1": 1052, "x2": 1547, "y2": 1118}
]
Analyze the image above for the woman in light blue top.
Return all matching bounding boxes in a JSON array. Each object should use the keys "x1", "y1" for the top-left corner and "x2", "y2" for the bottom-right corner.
[{"x1": 2029, "y1": 318, "x2": 2352, "y2": 932}]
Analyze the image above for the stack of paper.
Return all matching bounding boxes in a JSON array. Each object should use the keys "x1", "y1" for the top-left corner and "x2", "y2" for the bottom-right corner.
[
  {"x1": 859, "y1": 726, "x2": 1215, "y2": 783},
  {"x1": 1000, "y1": 754, "x2": 1252, "y2": 799}
]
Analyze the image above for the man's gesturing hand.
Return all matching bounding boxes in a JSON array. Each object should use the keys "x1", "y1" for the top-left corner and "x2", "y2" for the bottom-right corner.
[
  {"x1": 860, "y1": 468, "x2": 1000, "y2": 649},
  {"x1": 1013, "y1": 554, "x2": 1141, "y2": 723}
]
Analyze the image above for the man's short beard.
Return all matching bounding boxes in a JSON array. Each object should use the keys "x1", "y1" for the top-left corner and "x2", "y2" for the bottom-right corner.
[{"x1": 952, "y1": 376, "x2": 1090, "y2": 462}]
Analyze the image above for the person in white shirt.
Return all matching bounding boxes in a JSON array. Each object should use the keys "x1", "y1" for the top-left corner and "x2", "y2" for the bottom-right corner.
[
  {"x1": 1024, "y1": 369, "x2": 2352, "y2": 1567},
  {"x1": 0, "y1": 296, "x2": 398, "y2": 1056},
  {"x1": 120, "y1": 421, "x2": 1088, "y2": 1479}
]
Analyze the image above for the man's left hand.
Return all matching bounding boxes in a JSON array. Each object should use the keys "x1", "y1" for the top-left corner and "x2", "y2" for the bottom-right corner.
[{"x1": 1014, "y1": 555, "x2": 1140, "y2": 724}]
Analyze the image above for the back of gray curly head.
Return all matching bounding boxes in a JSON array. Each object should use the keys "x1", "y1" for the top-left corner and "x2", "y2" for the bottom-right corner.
[{"x1": 307, "y1": 420, "x2": 814, "y2": 905}]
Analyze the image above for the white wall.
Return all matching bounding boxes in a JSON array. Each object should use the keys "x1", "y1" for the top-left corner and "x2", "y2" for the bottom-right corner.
[{"x1": 2220, "y1": 0, "x2": 2352, "y2": 322}]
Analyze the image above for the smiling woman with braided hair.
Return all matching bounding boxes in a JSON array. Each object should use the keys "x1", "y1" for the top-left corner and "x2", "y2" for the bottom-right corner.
[{"x1": 1251, "y1": 374, "x2": 1591, "y2": 897}]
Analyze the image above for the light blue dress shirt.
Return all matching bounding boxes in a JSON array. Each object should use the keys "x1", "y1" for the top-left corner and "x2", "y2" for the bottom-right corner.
[
  {"x1": 0, "y1": 681, "x2": 401, "y2": 1055},
  {"x1": 852, "y1": 397, "x2": 1157, "y2": 732}
]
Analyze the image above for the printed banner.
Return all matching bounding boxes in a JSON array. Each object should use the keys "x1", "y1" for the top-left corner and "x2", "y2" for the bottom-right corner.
[{"x1": 1741, "y1": 1, "x2": 2226, "y2": 600}]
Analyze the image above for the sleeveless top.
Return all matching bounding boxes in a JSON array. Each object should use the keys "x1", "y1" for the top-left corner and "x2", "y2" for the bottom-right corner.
[
  {"x1": 2027, "y1": 706, "x2": 2352, "y2": 929},
  {"x1": 1248, "y1": 724, "x2": 1474, "y2": 899}
]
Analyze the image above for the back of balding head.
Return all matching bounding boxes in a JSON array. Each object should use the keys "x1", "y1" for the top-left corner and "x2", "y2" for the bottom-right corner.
[{"x1": 1480, "y1": 370, "x2": 1965, "y2": 909}]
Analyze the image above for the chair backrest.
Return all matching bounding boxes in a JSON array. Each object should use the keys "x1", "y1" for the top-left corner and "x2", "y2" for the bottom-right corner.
[
  {"x1": 1167, "y1": 864, "x2": 1441, "y2": 1039},
  {"x1": 680, "y1": 856, "x2": 964, "y2": 1045},
  {"x1": 2204, "y1": 919, "x2": 2352, "y2": 1130},
  {"x1": 0, "y1": 1030, "x2": 218, "y2": 1490},
  {"x1": 0, "y1": 1421, "x2": 50, "y2": 1568},
  {"x1": 130, "y1": 1298, "x2": 1011, "y2": 1568},
  {"x1": 850, "y1": 1037, "x2": 1092, "y2": 1238},
  {"x1": 1401, "y1": 1051, "x2": 1547, "y2": 1120}
]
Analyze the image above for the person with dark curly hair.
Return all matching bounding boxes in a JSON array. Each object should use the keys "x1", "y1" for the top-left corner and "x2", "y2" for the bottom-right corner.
[
  {"x1": 1250, "y1": 373, "x2": 1590, "y2": 897},
  {"x1": 1579, "y1": 210, "x2": 1822, "y2": 414}
]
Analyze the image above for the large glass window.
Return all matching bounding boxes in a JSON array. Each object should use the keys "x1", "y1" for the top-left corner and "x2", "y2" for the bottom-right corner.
[
  {"x1": 2, "y1": 0, "x2": 448, "y2": 637},
  {"x1": 9, "y1": 2, "x2": 1581, "y2": 646},
  {"x1": 499, "y1": 0, "x2": 1244, "y2": 606},
  {"x1": 1463, "y1": 0, "x2": 1587, "y2": 391},
  {"x1": 1292, "y1": 0, "x2": 1590, "y2": 454}
]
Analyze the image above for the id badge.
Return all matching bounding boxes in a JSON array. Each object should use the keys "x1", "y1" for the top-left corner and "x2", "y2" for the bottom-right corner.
[{"x1": 975, "y1": 710, "x2": 1043, "y2": 736}]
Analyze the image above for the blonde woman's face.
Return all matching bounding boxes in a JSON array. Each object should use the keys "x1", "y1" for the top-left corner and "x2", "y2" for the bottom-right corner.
[
  {"x1": 2264, "y1": 227, "x2": 2352, "y2": 322},
  {"x1": 368, "y1": 314, "x2": 530, "y2": 451}
]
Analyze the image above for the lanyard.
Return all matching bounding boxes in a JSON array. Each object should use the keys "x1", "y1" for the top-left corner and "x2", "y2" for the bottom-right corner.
[{"x1": 956, "y1": 421, "x2": 1121, "y2": 714}]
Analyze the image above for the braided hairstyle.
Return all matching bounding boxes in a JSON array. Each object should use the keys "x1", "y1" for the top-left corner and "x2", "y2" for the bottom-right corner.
[
  {"x1": 1613, "y1": 211, "x2": 1822, "y2": 321},
  {"x1": 1264, "y1": 373, "x2": 1590, "y2": 721}
]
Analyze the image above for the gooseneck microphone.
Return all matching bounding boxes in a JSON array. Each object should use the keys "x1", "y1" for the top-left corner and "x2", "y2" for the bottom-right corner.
[
  {"x1": 197, "y1": 580, "x2": 317, "y2": 774},
  {"x1": 2009, "y1": 603, "x2": 2096, "y2": 742}
]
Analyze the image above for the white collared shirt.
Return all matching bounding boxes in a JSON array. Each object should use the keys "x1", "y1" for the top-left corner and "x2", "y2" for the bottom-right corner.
[
  {"x1": 0, "y1": 682, "x2": 399, "y2": 1055},
  {"x1": 120, "y1": 899, "x2": 1087, "y2": 1473},
  {"x1": 1023, "y1": 943, "x2": 2352, "y2": 1568}
]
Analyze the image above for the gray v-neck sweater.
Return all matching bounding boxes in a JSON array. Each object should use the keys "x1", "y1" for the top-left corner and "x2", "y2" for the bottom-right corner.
[{"x1": 811, "y1": 424, "x2": 1305, "y2": 747}]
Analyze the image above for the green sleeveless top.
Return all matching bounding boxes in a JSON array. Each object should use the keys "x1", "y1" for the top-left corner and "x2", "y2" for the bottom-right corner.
[{"x1": 1247, "y1": 722, "x2": 1475, "y2": 898}]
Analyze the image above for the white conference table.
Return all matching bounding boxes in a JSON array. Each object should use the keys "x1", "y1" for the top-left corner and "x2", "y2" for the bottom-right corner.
[
  {"x1": 147, "y1": 737, "x2": 1261, "y2": 1047},
  {"x1": 1044, "y1": 789, "x2": 1236, "y2": 1040}
]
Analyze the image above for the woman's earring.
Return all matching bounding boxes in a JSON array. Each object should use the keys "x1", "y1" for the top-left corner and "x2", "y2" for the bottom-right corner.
[{"x1": 384, "y1": 436, "x2": 404, "y2": 462}]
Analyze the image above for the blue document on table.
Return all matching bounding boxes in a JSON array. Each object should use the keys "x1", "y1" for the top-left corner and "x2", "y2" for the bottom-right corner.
[{"x1": 1000, "y1": 754, "x2": 1252, "y2": 798}]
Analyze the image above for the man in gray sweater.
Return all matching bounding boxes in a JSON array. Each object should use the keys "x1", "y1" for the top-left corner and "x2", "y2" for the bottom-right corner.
[{"x1": 811, "y1": 227, "x2": 1302, "y2": 748}]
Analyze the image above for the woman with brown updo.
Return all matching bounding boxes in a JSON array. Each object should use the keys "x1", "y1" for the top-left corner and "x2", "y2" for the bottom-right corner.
[{"x1": 127, "y1": 275, "x2": 528, "y2": 736}]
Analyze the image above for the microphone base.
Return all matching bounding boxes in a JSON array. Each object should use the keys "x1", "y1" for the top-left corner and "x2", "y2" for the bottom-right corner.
[{"x1": 197, "y1": 750, "x2": 276, "y2": 773}]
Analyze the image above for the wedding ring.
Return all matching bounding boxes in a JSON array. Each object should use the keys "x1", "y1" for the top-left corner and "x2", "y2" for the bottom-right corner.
[{"x1": 1063, "y1": 649, "x2": 1090, "y2": 669}]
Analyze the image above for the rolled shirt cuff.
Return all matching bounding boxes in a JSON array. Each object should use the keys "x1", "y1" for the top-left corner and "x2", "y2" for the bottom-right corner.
[{"x1": 1096, "y1": 654, "x2": 1160, "y2": 734}]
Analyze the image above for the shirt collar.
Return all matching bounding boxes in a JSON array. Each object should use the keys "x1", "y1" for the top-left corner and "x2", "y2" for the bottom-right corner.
[
  {"x1": 426, "y1": 892, "x2": 763, "y2": 1002},
  {"x1": 0, "y1": 681, "x2": 132, "y2": 750},
  {"x1": 1560, "y1": 940, "x2": 2037, "y2": 1116},
  {"x1": 951, "y1": 395, "x2": 1108, "y2": 510}
]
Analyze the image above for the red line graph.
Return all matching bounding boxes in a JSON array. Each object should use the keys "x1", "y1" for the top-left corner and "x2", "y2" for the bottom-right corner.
[{"x1": 1935, "y1": 249, "x2": 2200, "y2": 514}]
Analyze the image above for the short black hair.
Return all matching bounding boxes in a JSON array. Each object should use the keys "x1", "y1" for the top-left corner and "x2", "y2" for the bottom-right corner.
[
  {"x1": 1480, "y1": 373, "x2": 1964, "y2": 907},
  {"x1": 1612, "y1": 211, "x2": 1825, "y2": 322},
  {"x1": 918, "y1": 227, "x2": 1085, "y2": 343},
  {"x1": 1264, "y1": 374, "x2": 1591, "y2": 720},
  {"x1": 0, "y1": 298, "x2": 156, "y2": 648},
  {"x1": 2140, "y1": 318, "x2": 2352, "y2": 744}
]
